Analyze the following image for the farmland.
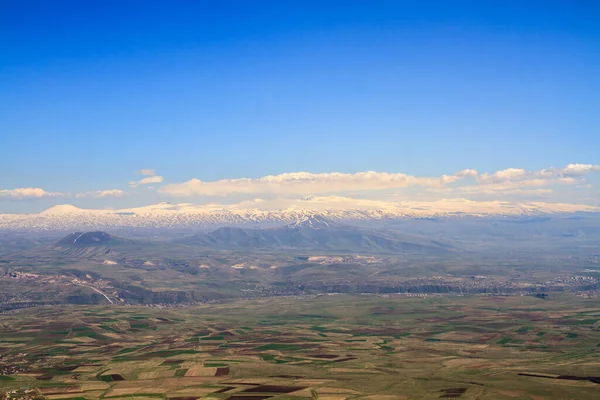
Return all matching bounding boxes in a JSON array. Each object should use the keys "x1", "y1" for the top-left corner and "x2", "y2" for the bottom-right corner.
[{"x1": 1, "y1": 294, "x2": 600, "y2": 399}]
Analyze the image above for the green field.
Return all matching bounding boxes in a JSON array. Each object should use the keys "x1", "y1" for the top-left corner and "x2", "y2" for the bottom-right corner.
[{"x1": 1, "y1": 294, "x2": 600, "y2": 399}]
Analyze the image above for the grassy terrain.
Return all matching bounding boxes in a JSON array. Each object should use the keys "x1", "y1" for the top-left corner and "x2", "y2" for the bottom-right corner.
[{"x1": 1, "y1": 294, "x2": 600, "y2": 399}]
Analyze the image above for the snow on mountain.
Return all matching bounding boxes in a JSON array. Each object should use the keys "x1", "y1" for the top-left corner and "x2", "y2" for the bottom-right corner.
[
  {"x1": 40, "y1": 204, "x2": 106, "y2": 215},
  {"x1": 0, "y1": 198, "x2": 599, "y2": 231},
  {"x1": 286, "y1": 215, "x2": 341, "y2": 229}
]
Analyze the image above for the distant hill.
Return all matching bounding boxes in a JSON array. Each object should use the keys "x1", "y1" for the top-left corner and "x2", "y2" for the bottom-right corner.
[
  {"x1": 52, "y1": 231, "x2": 134, "y2": 257},
  {"x1": 178, "y1": 216, "x2": 450, "y2": 254},
  {"x1": 55, "y1": 231, "x2": 131, "y2": 247}
]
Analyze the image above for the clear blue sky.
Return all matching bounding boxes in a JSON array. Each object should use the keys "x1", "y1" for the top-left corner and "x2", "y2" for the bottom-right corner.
[{"x1": 1, "y1": 1, "x2": 599, "y2": 211}]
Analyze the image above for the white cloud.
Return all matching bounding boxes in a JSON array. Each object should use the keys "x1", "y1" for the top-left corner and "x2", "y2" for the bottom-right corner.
[
  {"x1": 129, "y1": 175, "x2": 164, "y2": 188},
  {"x1": 428, "y1": 164, "x2": 599, "y2": 199},
  {"x1": 563, "y1": 163, "x2": 600, "y2": 176},
  {"x1": 0, "y1": 188, "x2": 63, "y2": 199},
  {"x1": 76, "y1": 189, "x2": 126, "y2": 199},
  {"x1": 455, "y1": 169, "x2": 479, "y2": 178},
  {"x1": 3, "y1": 164, "x2": 596, "y2": 211},
  {"x1": 478, "y1": 164, "x2": 600, "y2": 184},
  {"x1": 117, "y1": 195, "x2": 600, "y2": 215},
  {"x1": 482, "y1": 168, "x2": 527, "y2": 182},
  {"x1": 228, "y1": 195, "x2": 400, "y2": 211},
  {"x1": 129, "y1": 169, "x2": 162, "y2": 187},
  {"x1": 97, "y1": 189, "x2": 126, "y2": 197},
  {"x1": 159, "y1": 164, "x2": 599, "y2": 198},
  {"x1": 456, "y1": 177, "x2": 578, "y2": 193},
  {"x1": 140, "y1": 176, "x2": 163, "y2": 184},
  {"x1": 452, "y1": 187, "x2": 554, "y2": 196},
  {"x1": 160, "y1": 171, "x2": 461, "y2": 197}
]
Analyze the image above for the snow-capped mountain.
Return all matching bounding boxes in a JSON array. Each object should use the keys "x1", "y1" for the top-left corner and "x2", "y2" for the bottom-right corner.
[
  {"x1": 0, "y1": 199, "x2": 598, "y2": 231},
  {"x1": 286, "y1": 215, "x2": 342, "y2": 229}
]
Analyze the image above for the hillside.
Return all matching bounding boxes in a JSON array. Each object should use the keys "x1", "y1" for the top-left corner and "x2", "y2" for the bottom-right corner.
[
  {"x1": 179, "y1": 216, "x2": 450, "y2": 253},
  {"x1": 54, "y1": 231, "x2": 131, "y2": 247},
  {"x1": 51, "y1": 231, "x2": 134, "y2": 257}
]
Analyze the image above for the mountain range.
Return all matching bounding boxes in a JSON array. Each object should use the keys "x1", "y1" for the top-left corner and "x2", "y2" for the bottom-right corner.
[
  {"x1": 178, "y1": 215, "x2": 449, "y2": 253},
  {"x1": 43, "y1": 216, "x2": 449, "y2": 256},
  {"x1": 1, "y1": 199, "x2": 599, "y2": 231}
]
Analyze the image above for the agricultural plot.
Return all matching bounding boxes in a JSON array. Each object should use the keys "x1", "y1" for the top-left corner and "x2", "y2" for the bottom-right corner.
[{"x1": 1, "y1": 294, "x2": 600, "y2": 399}]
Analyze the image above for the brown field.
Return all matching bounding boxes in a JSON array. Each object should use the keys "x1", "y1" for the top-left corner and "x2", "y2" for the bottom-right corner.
[{"x1": 1, "y1": 294, "x2": 600, "y2": 399}]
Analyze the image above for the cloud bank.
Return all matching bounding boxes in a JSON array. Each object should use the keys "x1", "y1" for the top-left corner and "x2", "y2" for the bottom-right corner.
[
  {"x1": 160, "y1": 171, "x2": 460, "y2": 197},
  {"x1": 159, "y1": 164, "x2": 599, "y2": 198},
  {"x1": 0, "y1": 188, "x2": 63, "y2": 199},
  {"x1": 76, "y1": 189, "x2": 126, "y2": 199},
  {"x1": 1, "y1": 164, "x2": 598, "y2": 212}
]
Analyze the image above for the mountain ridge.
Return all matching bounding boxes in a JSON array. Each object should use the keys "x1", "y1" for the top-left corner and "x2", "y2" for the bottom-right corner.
[
  {"x1": 50, "y1": 231, "x2": 135, "y2": 258},
  {"x1": 54, "y1": 231, "x2": 132, "y2": 247},
  {"x1": 1, "y1": 199, "x2": 599, "y2": 231},
  {"x1": 178, "y1": 216, "x2": 449, "y2": 253}
]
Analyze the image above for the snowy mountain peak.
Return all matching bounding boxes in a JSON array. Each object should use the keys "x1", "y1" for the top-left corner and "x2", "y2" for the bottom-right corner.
[
  {"x1": 39, "y1": 204, "x2": 87, "y2": 215},
  {"x1": 287, "y1": 215, "x2": 339, "y2": 229}
]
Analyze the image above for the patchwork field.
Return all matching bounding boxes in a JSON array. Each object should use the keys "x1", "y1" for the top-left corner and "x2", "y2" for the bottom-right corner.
[{"x1": 1, "y1": 294, "x2": 600, "y2": 399}]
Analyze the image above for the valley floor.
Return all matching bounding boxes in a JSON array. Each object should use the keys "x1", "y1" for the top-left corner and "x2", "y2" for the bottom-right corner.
[{"x1": 1, "y1": 295, "x2": 600, "y2": 399}]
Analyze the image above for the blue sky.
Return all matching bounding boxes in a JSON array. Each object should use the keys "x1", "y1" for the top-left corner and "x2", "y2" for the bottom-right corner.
[{"x1": 1, "y1": 1, "x2": 599, "y2": 212}]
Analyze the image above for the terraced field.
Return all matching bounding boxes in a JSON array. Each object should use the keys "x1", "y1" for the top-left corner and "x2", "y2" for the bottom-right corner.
[{"x1": 1, "y1": 294, "x2": 600, "y2": 399}]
